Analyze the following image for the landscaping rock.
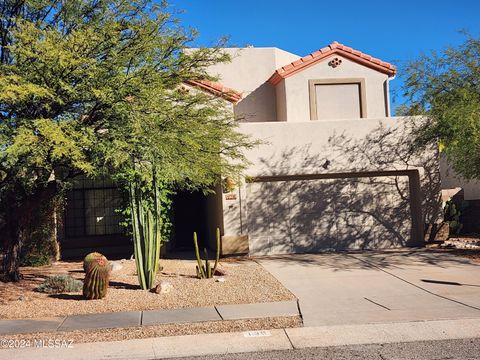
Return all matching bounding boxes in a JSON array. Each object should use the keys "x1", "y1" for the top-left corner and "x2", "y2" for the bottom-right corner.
[
  {"x1": 214, "y1": 267, "x2": 226, "y2": 276},
  {"x1": 442, "y1": 238, "x2": 480, "y2": 250},
  {"x1": 160, "y1": 281, "x2": 173, "y2": 294},
  {"x1": 151, "y1": 284, "x2": 161, "y2": 294},
  {"x1": 150, "y1": 281, "x2": 173, "y2": 294},
  {"x1": 110, "y1": 262, "x2": 123, "y2": 272}
]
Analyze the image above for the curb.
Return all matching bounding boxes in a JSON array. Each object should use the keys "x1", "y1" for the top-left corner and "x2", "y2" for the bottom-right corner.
[
  {"x1": 1, "y1": 318, "x2": 480, "y2": 359},
  {"x1": 0, "y1": 300, "x2": 300, "y2": 335}
]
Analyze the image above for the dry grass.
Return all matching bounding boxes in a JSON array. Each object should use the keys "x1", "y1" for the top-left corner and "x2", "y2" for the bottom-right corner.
[
  {"x1": 0, "y1": 258, "x2": 295, "y2": 319},
  {"x1": 0, "y1": 316, "x2": 302, "y2": 344}
]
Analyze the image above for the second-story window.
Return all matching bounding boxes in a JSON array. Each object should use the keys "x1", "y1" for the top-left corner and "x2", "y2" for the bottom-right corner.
[{"x1": 309, "y1": 79, "x2": 366, "y2": 120}]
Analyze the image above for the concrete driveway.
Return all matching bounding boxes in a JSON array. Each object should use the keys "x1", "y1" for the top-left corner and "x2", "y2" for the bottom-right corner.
[{"x1": 259, "y1": 249, "x2": 480, "y2": 327}]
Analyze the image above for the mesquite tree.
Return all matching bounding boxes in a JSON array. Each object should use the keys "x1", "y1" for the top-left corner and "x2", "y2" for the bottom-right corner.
[
  {"x1": 0, "y1": 0, "x2": 255, "y2": 282},
  {"x1": 402, "y1": 33, "x2": 480, "y2": 179}
]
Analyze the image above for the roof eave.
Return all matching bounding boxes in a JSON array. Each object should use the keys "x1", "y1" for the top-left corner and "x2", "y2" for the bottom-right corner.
[
  {"x1": 268, "y1": 47, "x2": 396, "y2": 86},
  {"x1": 185, "y1": 80, "x2": 242, "y2": 104}
]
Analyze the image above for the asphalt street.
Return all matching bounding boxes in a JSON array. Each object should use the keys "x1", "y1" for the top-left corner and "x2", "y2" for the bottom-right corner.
[{"x1": 167, "y1": 338, "x2": 480, "y2": 360}]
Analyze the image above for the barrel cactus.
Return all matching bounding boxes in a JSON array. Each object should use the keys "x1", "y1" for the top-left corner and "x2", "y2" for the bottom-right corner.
[
  {"x1": 83, "y1": 252, "x2": 107, "y2": 273},
  {"x1": 83, "y1": 253, "x2": 110, "y2": 300}
]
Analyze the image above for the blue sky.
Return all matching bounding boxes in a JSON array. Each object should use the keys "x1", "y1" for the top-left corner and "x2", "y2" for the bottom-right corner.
[{"x1": 172, "y1": 0, "x2": 479, "y2": 113}]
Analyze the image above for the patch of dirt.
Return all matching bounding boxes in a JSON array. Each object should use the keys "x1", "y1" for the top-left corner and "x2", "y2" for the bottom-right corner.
[
  {"x1": 0, "y1": 316, "x2": 302, "y2": 344},
  {"x1": 0, "y1": 259, "x2": 296, "y2": 319},
  {"x1": 427, "y1": 236, "x2": 480, "y2": 264},
  {"x1": 447, "y1": 249, "x2": 480, "y2": 264}
]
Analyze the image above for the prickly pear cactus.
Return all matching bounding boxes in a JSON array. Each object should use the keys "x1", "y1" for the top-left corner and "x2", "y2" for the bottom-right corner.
[
  {"x1": 83, "y1": 252, "x2": 107, "y2": 273},
  {"x1": 82, "y1": 254, "x2": 110, "y2": 300}
]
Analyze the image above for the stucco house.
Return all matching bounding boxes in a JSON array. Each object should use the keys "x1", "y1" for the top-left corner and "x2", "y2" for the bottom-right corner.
[{"x1": 61, "y1": 42, "x2": 443, "y2": 258}]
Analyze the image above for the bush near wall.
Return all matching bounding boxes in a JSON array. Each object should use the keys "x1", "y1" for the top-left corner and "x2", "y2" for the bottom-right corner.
[{"x1": 20, "y1": 194, "x2": 61, "y2": 267}]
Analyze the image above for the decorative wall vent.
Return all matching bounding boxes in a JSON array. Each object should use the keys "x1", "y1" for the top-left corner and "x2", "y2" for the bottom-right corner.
[{"x1": 328, "y1": 57, "x2": 342, "y2": 68}]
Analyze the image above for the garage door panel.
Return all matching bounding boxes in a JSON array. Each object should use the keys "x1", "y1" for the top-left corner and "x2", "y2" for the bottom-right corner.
[
  {"x1": 290, "y1": 213, "x2": 338, "y2": 253},
  {"x1": 246, "y1": 174, "x2": 413, "y2": 255},
  {"x1": 249, "y1": 235, "x2": 294, "y2": 255},
  {"x1": 291, "y1": 211, "x2": 336, "y2": 237},
  {"x1": 246, "y1": 182, "x2": 292, "y2": 239},
  {"x1": 289, "y1": 179, "x2": 336, "y2": 215}
]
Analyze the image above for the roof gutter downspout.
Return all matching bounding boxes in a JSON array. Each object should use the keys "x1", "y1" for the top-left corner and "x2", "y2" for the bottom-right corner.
[{"x1": 385, "y1": 74, "x2": 396, "y2": 117}]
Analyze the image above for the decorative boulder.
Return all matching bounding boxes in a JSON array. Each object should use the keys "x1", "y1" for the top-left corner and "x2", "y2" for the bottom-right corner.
[{"x1": 110, "y1": 262, "x2": 123, "y2": 272}]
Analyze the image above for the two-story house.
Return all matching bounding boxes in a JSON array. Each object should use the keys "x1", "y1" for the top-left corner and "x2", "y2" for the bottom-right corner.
[
  {"x1": 61, "y1": 42, "x2": 442, "y2": 258},
  {"x1": 190, "y1": 42, "x2": 442, "y2": 256}
]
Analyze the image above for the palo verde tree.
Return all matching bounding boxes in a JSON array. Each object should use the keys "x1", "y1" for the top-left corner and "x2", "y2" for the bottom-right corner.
[
  {"x1": 0, "y1": 0, "x2": 254, "y2": 282},
  {"x1": 402, "y1": 33, "x2": 480, "y2": 180}
]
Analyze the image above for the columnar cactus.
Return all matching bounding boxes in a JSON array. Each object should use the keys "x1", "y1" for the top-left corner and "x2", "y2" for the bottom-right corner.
[
  {"x1": 129, "y1": 173, "x2": 162, "y2": 290},
  {"x1": 83, "y1": 253, "x2": 110, "y2": 300},
  {"x1": 194, "y1": 228, "x2": 221, "y2": 279}
]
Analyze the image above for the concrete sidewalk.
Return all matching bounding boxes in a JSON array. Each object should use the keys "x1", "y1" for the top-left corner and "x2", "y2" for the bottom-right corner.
[
  {"x1": 2, "y1": 318, "x2": 479, "y2": 359},
  {"x1": 259, "y1": 250, "x2": 480, "y2": 327},
  {"x1": 0, "y1": 300, "x2": 299, "y2": 335}
]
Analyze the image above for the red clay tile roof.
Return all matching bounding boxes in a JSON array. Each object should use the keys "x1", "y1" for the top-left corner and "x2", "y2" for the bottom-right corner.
[
  {"x1": 268, "y1": 42, "x2": 396, "y2": 85},
  {"x1": 184, "y1": 79, "x2": 242, "y2": 104}
]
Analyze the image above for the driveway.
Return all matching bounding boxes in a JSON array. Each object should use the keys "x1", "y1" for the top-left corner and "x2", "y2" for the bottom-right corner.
[{"x1": 259, "y1": 249, "x2": 480, "y2": 327}]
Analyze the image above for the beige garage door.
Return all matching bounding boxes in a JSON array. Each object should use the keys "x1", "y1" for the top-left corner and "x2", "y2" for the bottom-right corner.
[{"x1": 245, "y1": 174, "x2": 413, "y2": 255}]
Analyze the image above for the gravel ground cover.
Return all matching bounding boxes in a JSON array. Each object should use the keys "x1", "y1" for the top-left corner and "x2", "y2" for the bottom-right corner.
[{"x1": 0, "y1": 258, "x2": 296, "y2": 319}]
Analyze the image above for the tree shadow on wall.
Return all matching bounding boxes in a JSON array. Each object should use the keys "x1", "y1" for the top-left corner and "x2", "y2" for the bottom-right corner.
[{"x1": 245, "y1": 119, "x2": 442, "y2": 256}]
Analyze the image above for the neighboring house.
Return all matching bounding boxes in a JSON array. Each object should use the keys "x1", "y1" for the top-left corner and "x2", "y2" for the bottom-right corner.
[{"x1": 61, "y1": 42, "x2": 443, "y2": 258}]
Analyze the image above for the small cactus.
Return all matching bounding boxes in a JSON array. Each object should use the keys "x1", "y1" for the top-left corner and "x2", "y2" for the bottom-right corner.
[
  {"x1": 82, "y1": 253, "x2": 110, "y2": 300},
  {"x1": 193, "y1": 228, "x2": 221, "y2": 279}
]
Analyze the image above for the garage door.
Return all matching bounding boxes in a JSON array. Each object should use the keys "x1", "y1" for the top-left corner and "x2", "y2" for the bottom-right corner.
[{"x1": 245, "y1": 173, "x2": 416, "y2": 255}]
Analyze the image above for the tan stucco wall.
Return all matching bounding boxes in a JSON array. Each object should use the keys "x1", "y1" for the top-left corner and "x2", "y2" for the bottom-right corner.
[
  {"x1": 204, "y1": 48, "x2": 391, "y2": 124},
  {"x1": 220, "y1": 116, "x2": 441, "y2": 255},
  {"x1": 237, "y1": 118, "x2": 429, "y2": 175},
  {"x1": 440, "y1": 155, "x2": 480, "y2": 200},
  {"x1": 206, "y1": 48, "x2": 298, "y2": 92},
  {"x1": 275, "y1": 79, "x2": 287, "y2": 122},
  {"x1": 282, "y1": 56, "x2": 389, "y2": 121},
  {"x1": 234, "y1": 82, "x2": 277, "y2": 122},
  {"x1": 206, "y1": 48, "x2": 299, "y2": 122}
]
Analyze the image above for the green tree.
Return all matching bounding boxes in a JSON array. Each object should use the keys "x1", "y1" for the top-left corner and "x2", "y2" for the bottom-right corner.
[
  {"x1": 0, "y1": 0, "x2": 254, "y2": 282},
  {"x1": 402, "y1": 33, "x2": 480, "y2": 179}
]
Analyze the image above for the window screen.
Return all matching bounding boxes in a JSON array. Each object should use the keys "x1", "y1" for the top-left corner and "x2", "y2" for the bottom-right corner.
[
  {"x1": 314, "y1": 83, "x2": 361, "y2": 120},
  {"x1": 64, "y1": 176, "x2": 124, "y2": 238}
]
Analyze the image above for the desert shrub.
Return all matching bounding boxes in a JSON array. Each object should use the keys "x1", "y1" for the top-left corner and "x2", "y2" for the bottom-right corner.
[
  {"x1": 36, "y1": 275, "x2": 82, "y2": 294},
  {"x1": 20, "y1": 195, "x2": 61, "y2": 267},
  {"x1": 21, "y1": 251, "x2": 52, "y2": 267}
]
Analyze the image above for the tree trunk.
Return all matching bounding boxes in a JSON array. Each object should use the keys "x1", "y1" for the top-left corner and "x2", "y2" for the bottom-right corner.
[
  {"x1": 2, "y1": 204, "x2": 24, "y2": 282},
  {"x1": 1, "y1": 183, "x2": 58, "y2": 282}
]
